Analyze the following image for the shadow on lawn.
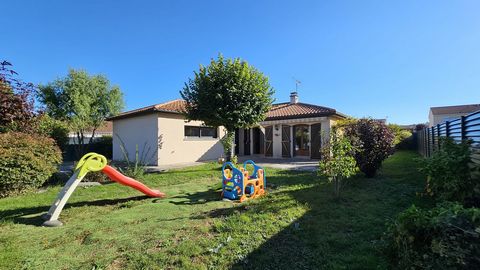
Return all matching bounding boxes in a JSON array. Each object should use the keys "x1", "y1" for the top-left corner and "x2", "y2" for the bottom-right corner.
[
  {"x1": 226, "y1": 154, "x2": 425, "y2": 269},
  {"x1": 0, "y1": 195, "x2": 151, "y2": 226},
  {"x1": 169, "y1": 186, "x2": 222, "y2": 205}
]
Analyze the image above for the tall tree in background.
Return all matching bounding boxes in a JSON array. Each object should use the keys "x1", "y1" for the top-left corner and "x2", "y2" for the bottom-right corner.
[
  {"x1": 37, "y1": 69, "x2": 124, "y2": 155},
  {"x1": 0, "y1": 61, "x2": 36, "y2": 133},
  {"x1": 181, "y1": 54, "x2": 274, "y2": 161}
]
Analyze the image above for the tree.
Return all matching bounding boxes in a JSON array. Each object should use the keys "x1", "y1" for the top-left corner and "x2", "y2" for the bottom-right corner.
[
  {"x1": 0, "y1": 61, "x2": 36, "y2": 133},
  {"x1": 388, "y1": 123, "x2": 412, "y2": 146},
  {"x1": 342, "y1": 118, "x2": 394, "y2": 177},
  {"x1": 181, "y1": 54, "x2": 274, "y2": 160},
  {"x1": 36, "y1": 114, "x2": 70, "y2": 151},
  {"x1": 37, "y1": 69, "x2": 124, "y2": 156},
  {"x1": 318, "y1": 131, "x2": 357, "y2": 197}
]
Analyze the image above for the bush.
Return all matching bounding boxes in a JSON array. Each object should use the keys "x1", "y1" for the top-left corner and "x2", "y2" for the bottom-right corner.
[
  {"x1": 385, "y1": 203, "x2": 480, "y2": 269},
  {"x1": 342, "y1": 118, "x2": 395, "y2": 177},
  {"x1": 0, "y1": 61, "x2": 36, "y2": 134},
  {"x1": 0, "y1": 132, "x2": 62, "y2": 197},
  {"x1": 36, "y1": 114, "x2": 69, "y2": 151},
  {"x1": 90, "y1": 135, "x2": 113, "y2": 159},
  {"x1": 318, "y1": 131, "x2": 357, "y2": 197},
  {"x1": 419, "y1": 138, "x2": 479, "y2": 205},
  {"x1": 388, "y1": 124, "x2": 413, "y2": 146}
]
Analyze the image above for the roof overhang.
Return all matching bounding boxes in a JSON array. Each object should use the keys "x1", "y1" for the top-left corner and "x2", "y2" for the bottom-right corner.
[{"x1": 106, "y1": 109, "x2": 182, "y2": 121}]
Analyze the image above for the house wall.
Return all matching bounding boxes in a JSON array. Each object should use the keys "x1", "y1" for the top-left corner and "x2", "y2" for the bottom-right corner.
[
  {"x1": 429, "y1": 112, "x2": 469, "y2": 127},
  {"x1": 247, "y1": 116, "x2": 335, "y2": 159},
  {"x1": 112, "y1": 113, "x2": 159, "y2": 165},
  {"x1": 157, "y1": 113, "x2": 226, "y2": 165}
]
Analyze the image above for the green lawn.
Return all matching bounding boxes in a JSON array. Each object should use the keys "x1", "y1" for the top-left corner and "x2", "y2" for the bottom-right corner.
[{"x1": 0, "y1": 151, "x2": 427, "y2": 269}]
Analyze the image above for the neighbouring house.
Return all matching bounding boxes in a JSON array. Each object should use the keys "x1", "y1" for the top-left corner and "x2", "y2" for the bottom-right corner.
[
  {"x1": 108, "y1": 92, "x2": 347, "y2": 166},
  {"x1": 428, "y1": 104, "x2": 480, "y2": 127},
  {"x1": 68, "y1": 122, "x2": 113, "y2": 144}
]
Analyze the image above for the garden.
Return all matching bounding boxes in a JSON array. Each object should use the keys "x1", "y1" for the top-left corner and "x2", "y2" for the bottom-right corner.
[
  {"x1": 1, "y1": 57, "x2": 479, "y2": 269},
  {"x1": 1, "y1": 151, "x2": 424, "y2": 269}
]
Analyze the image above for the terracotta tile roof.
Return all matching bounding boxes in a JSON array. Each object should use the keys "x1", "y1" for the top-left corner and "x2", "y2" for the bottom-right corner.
[
  {"x1": 108, "y1": 99, "x2": 345, "y2": 121},
  {"x1": 92, "y1": 121, "x2": 113, "y2": 133},
  {"x1": 430, "y1": 104, "x2": 480, "y2": 115},
  {"x1": 107, "y1": 99, "x2": 186, "y2": 120},
  {"x1": 265, "y1": 102, "x2": 344, "y2": 121}
]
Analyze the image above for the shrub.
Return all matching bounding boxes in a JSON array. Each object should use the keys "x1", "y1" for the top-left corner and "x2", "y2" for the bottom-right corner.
[
  {"x1": 388, "y1": 124, "x2": 414, "y2": 150},
  {"x1": 0, "y1": 61, "x2": 36, "y2": 134},
  {"x1": 384, "y1": 202, "x2": 480, "y2": 269},
  {"x1": 90, "y1": 135, "x2": 113, "y2": 159},
  {"x1": 36, "y1": 114, "x2": 70, "y2": 151},
  {"x1": 342, "y1": 118, "x2": 395, "y2": 177},
  {"x1": 318, "y1": 131, "x2": 357, "y2": 197},
  {"x1": 116, "y1": 135, "x2": 159, "y2": 179},
  {"x1": 388, "y1": 124, "x2": 413, "y2": 146},
  {"x1": 80, "y1": 169, "x2": 110, "y2": 183},
  {"x1": 419, "y1": 138, "x2": 479, "y2": 205},
  {"x1": 0, "y1": 132, "x2": 62, "y2": 197}
]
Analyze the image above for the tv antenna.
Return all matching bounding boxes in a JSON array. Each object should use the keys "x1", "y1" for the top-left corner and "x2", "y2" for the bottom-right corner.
[{"x1": 293, "y1": 77, "x2": 301, "y2": 92}]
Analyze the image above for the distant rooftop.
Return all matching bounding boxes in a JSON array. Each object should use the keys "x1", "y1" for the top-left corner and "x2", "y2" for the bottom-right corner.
[{"x1": 430, "y1": 104, "x2": 480, "y2": 115}]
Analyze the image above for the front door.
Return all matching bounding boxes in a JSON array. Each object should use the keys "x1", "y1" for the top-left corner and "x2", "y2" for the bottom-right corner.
[
  {"x1": 265, "y1": 126, "x2": 273, "y2": 156},
  {"x1": 294, "y1": 125, "x2": 310, "y2": 156},
  {"x1": 282, "y1": 125, "x2": 291, "y2": 157},
  {"x1": 253, "y1": 128, "x2": 262, "y2": 154},
  {"x1": 311, "y1": 123, "x2": 322, "y2": 159},
  {"x1": 244, "y1": 129, "x2": 251, "y2": 155}
]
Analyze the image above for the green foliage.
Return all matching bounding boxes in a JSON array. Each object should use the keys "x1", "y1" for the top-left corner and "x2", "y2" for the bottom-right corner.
[
  {"x1": 181, "y1": 54, "x2": 274, "y2": 160},
  {"x1": 82, "y1": 169, "x2": 110, "y2": 183},
  {"x1": 0, "y1": 132, "x2": 62, "y2": 197},
  {"x1": 36, "y1": 114, "x2": 69, "y2": 151},
  {"x1": 342, "y1": 118, "x2": 395, "y2": 177},
  {"x1": 420, "y1": 138, "x2": 479, "y2": 205},
  {"x1": 385, "y1": 202, "x2": 480, "y2": 269},
  {"x1": 37, "y1": 69, "x2": 124, "y2": 155},
  {"x1": 220, "y1": 130, "x2": 235, "y2": 159},
  {"x1": 0, "y1": 151, "x2": 423, "y2": 269},
  {"x1": 0, "y1": 61, "x2": 36, "y2": 133},
  {"x1": 318, "y1": 131, "x2": 357, "y2": 196},
  {"x1": 116, "y1": 135, "x2": 160, "y2": 179},
  {"x1": 388, "y1": 124, "x2": 413, "y2": 146},
  {"x1": 90, "y1": 135, "x2": 113, "y2": 159}
]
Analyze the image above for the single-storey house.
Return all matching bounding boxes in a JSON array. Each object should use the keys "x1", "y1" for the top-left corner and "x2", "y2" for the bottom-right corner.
[
  {"x1": 428, "y1": 104, "x2": 480, "y2": 127},
  {"x1": 108, "y1": 92, "x2": 346, "y2": 166}
]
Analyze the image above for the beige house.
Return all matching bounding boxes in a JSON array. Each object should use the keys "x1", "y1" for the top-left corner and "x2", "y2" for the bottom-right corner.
[
  {"x1": 428, "y1": 104, "x2": 480, "y2": 127},
  {"x1": 108, "y1": 92, "x2": 346, "y2": 166}
]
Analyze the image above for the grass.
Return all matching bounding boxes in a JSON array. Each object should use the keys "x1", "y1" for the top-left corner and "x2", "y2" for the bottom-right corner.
[{"x1": 0, "y1": 151, "x2": 428, "y2": 269}]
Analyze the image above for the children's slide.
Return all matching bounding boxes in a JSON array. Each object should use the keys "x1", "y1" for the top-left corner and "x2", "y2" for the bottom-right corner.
[
  {"x1": 42, "y1": 153, "x2": 165, "y2": 227},
  {"x1": 102, "y1": 165, "x2": 165, "y2": 198}
]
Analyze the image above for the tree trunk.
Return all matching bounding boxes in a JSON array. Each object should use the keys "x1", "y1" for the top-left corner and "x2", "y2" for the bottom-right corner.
[{"x1": 225, "y1": 129, "x2": 234, "y2": 162}]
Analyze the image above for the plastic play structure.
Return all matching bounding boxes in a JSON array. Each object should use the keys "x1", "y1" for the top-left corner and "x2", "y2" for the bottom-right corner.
[
  {"x1": 221, "y1": 160, "x2": 266, "y2": 202},
  {"x1": 42, "y1": 153, "x2": 165, "y2": 227}
]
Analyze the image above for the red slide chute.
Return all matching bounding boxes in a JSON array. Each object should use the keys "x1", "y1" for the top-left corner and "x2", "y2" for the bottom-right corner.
[{"x1": 102, "y1": 165, "x2": 165, "y2": 198}]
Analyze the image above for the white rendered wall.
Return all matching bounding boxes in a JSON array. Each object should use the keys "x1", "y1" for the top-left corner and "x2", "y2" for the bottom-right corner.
[
  {"x1": 112, "y1": 114, "x2": 159, "y2": 165},
  {"x1": 157, "y1": 113, "x2": 226, "y2": 165}
]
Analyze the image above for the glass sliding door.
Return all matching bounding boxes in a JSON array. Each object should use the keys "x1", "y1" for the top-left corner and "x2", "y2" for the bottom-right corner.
[{"x1": 294, "y1": 125, "x2": 310, "y2": 156}]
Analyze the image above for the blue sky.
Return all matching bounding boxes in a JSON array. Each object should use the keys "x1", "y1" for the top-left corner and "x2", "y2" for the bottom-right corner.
[{"x1": 2, "y1": 1, "x2": 480, "y2": 124}]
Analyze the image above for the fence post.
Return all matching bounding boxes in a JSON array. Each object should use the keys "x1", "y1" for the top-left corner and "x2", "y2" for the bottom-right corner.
[
  {"x1": 445, "y1": 121, "x2": 450, "y2": 138},
  {"x1": 461, "y1": 116, "x2": 466, "y2": 141},
  {"x1": 431, "y1": 127, "x2": 435, "y2": 154},
  {"x1": 423, "y1": 128, "x2": 430, "y2": 157},
  {"x1": 436, "y1": 124, "x2": 441, "y2": 150}
]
